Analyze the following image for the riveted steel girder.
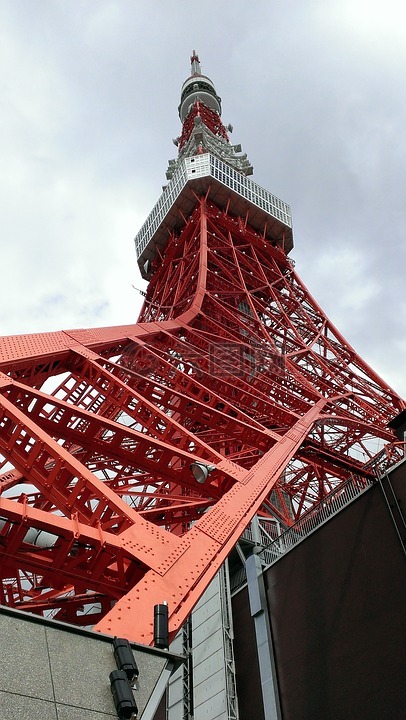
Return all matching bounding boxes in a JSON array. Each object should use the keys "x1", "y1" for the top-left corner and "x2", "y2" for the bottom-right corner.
[{"x1": 0, "y1": 198, "x2": 403, "y2": 644}]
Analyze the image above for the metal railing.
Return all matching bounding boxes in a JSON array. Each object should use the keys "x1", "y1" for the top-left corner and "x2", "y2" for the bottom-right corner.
[
  {"x1": 209, "y1": 155, "x2": 291, "y2": 226},
  {"x1": 231, "y1": 474, "x2": 375, "y2": 595},
  {"x1": 259, "y1": 475, "x2": 374, "y2": 566},
  {"x1": 240, "y1": 518, "x2": 282, "y2": 546}
]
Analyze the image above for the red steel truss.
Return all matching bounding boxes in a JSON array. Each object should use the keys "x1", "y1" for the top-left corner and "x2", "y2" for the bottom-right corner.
[
  {"x1": 178, "y1": 100, "x2": 229, "y2": 151},
  {"x1": 0, "y1": 56, "x2": 404, "y2": 645}
]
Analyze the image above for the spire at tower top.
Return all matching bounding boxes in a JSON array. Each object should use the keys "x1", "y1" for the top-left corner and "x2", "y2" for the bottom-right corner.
[
  {"x1": 190, "y1": 50, "x2": 201, "y2": 76},
  {"x1": 178, "y1": 51, "x2": 221, "y2": 122},
  {"x1": 169, "y1": 52, "x2": 253, "y2": 180}
]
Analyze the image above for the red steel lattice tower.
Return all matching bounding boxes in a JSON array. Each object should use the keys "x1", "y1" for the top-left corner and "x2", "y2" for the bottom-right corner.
[{"x1": 0, "y1": 53, "x2": 404, "y2": 646}]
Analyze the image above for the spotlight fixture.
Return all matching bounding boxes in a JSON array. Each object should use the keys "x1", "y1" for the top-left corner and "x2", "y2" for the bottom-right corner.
[
  {"x1": 190, "y1": 462, "x2": 216, "y2": 484},
  {"x1": 109, "y1": 670, "x2": 138, "y2": 719},
  {"x1": 113, "y1": 637, "x2": 139, "y2": 682},
  {"x1": 154, "y1": 602, "x2": 169, "y2": 649}
]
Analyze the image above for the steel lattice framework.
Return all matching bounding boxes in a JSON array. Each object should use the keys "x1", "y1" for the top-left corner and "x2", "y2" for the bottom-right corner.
[{"x1": 0, "y1": 54, "x2": 404, "y2": 646}]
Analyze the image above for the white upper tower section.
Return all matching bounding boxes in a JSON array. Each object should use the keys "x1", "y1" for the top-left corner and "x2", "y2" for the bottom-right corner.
[{"x1": 134, "y1": 54, "x2": 293, "y2": 279}]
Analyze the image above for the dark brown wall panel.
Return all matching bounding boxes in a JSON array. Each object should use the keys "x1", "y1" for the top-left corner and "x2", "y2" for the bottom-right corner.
[{"x1": 265, "y1": 478, "x2": 406, "y2": 720}]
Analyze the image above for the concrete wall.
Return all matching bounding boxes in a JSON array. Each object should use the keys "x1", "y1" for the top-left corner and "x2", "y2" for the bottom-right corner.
[{"x1": 0, "y1": 607, "x2": 179, "y2": 720}]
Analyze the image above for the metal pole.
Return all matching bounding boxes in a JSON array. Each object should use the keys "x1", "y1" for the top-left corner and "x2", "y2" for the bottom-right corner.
[{"x1": 246, "y1": 552, "x2": 282, "y2": 720}]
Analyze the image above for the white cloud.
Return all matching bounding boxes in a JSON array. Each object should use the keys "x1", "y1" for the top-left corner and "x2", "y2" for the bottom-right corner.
[
  {"x1": 0, "y1": 0, "x2": 404, "y2": 399},
  {"x1": 321, "y1": 0, "x2": 406, "y2": 50}
]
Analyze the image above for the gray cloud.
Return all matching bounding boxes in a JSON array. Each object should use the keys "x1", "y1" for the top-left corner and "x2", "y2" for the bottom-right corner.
[{"x1": 0, "y1": 0, "x2": 404, "y2": 396}]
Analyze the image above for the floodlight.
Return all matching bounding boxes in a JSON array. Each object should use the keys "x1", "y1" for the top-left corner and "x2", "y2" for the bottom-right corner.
[
  {"x1": 109, "y1": 670, "x2": 138, "y2": 719},
  {"x1": 113, "y1": 637, "x2": 139, "y2": 682},
  {"x1": 154, "y1": 602, "x2": 169, "y2": 649},
  {"x1": 190, "y1": 462, "x2": 216, "y2": 484}
]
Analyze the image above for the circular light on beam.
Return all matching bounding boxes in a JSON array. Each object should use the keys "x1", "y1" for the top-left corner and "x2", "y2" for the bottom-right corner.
[{"x1": 190, "y1": 462, "x2": 216, "y2": 484}]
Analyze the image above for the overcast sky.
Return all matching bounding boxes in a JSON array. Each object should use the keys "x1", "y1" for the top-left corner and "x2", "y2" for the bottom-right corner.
[{"x1": 0, "y1": 0, "x2": 405, "y2": 396}]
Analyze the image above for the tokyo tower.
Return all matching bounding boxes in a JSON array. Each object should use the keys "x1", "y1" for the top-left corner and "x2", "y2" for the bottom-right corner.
[{"x1": 0, "y1": 52, "x2": 403, "y2": 647}]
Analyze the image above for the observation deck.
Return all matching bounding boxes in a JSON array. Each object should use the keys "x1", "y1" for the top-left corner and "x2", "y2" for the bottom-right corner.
[{"x1": 135, "y1": 152, "x2": 293, "y2": 279}]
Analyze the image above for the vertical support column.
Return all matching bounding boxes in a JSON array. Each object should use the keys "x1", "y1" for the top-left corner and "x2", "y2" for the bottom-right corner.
[
  {"x1": 246, "y1": 547, "x2": 282, "y2": 720},
  {"x1": 192, "y1": 565, "x2": 239, "y2": 720},
  {"x1": 167, "y1": 564, "x2": 240, "y2": 719},
  {"x1": 182, "y1": 617, "x2": 194, "y2": 719},
  {"x1": 219, "y1": 561, "x2": 239, "y2": 720},
  {"x1": 167, "y1": 625, "x2": 192, "y2": 720}
]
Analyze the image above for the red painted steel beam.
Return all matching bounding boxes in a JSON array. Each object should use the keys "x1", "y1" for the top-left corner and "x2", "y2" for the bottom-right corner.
[
  {"x1": 94, "y1": 400, "x2": 326, "y2": 643},
  {"x1": 0, "y1": 177, "x2": 404, "y2": 643}
]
